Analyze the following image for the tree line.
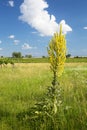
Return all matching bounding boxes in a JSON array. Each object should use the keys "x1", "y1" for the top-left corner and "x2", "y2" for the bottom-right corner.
[
  {"x1": 12, "y1": 52, "x2": 72, "y2": 58},
  {"x1": 12, "y1": 52, "x2": 32, "y2": 58}
]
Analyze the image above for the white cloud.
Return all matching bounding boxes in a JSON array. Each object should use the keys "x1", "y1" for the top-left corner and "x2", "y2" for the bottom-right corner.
[
  {"x1": 14, "y1": 40, "x2": 20, "y2": 45},
  {"x1": 22, "y1": 43, "x2": 32, "y2": 50},
  {"x1": 0, "y1": 40, "x2": 2, "y2": 44},
  {"x1": 83, "y1": 27, "x2": 87, "y2": 29},
  {"x1": 8, "y1": 35, "x2": 15, "y2": 39},
  {"x1": 59, "y1": 20, "x2": 72, "y2": 34},
  {"x1": 8, "y1": 0, "x2": 14, "y2": 7},
  {"x1": 19, "y1": 0, "x2": 72, "y2": 36},
  {"x1": 0, "y1": 48, "x2": 3, "y2": 51}
]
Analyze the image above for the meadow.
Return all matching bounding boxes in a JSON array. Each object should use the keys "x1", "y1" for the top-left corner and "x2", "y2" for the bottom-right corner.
[
  {"x1": 0, "y1": 62, "x2": 87, "y2": 130},
  {"x1": 0, "y1": 57, "x2": 87, "y2": 63}
]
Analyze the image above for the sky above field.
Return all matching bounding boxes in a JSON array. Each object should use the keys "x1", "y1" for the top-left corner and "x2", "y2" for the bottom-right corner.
[{"x1": 0, "y1": 0, "x2": 87, "y2": 57}]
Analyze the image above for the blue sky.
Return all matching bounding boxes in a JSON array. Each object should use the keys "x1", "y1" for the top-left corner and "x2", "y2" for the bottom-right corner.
[{"x1": 0, "y1": 0, "x2": 87, "y2": 57}]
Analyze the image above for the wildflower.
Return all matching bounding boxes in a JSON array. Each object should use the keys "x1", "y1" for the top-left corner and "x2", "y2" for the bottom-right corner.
[{"x1": 48, "y1": 24, "x2": 66, "y2": 78}]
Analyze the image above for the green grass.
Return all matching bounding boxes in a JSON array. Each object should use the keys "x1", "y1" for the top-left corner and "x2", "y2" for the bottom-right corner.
[
  {"x1": 0, "y1": 63, "x2": 87, "y2": 130},
  {"x1": 0, "y1": 57, "x2": 87, "y2": 63},
  {"x1": 66, "y1": 57, "x2": 87, "y2": 63}
]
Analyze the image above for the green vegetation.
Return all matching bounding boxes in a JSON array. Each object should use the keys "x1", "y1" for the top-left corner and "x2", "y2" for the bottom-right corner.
[
  {"x1": 66, "y1": 57, "x2": 87, "y2": 63},
  {"x1": 27, "y1": 26, "x2": 67, "y2": 129},
  {"x1": 0, "y1": 63, "x2": 87, "y2": 130},
  {"x1": 0, "y1": 57, "x2": 87, "y2": 63},
  {"x1": 0, "y1": 59, "x2": 14, "y2": 67},
  {"x1": 0, "y1": 57, "x2": 49, "y2": 63}
]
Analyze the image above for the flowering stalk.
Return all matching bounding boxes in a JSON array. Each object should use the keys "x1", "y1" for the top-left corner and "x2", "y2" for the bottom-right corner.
[
  {"x1": 47, "y1": 24, "x2": 66, "y2": 114},
  {"x1": 48, "y1": 24, "x2": 66, "y2": 86}
]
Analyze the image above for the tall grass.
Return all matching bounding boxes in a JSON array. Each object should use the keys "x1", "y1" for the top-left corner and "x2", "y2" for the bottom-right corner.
[{"x1": 0, "y1": 63, "x2": 87, "y2": 130}]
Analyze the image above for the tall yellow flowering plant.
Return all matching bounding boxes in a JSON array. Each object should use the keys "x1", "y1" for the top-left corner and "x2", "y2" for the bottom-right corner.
[
  {"x1": 46, "y1": 25, "x2": 66, "y2": 115},
  {"x1": 29, "y1": 25, "x2": 67, "y2": 123},
  {"x1": 22, "y1": 25, "x2": 67, "y2": 128},
  {"x1": 48, "y1": 24, "x2": 66, "y2": 86}
]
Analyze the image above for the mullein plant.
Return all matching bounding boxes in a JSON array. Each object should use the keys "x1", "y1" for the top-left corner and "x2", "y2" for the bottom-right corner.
[
  {"x1": 21, "y1": 25, "x2": 66, "y2": 129},
  {"x1": 34, "y1": 25, "x2": 66, "y2": 117},
  {"x1": 47, "y1": 24, "x2": 66, "y2": 115},
  {"x1": 48, "y1": 24, "x2": 66, "y2": 84}
]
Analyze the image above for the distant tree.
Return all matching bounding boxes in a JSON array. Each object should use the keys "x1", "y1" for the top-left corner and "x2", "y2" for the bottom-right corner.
[
  {"x1": 74, "y1": 56, "x2": 79, "y2": 58},
  {"x1": 22, "y1": 56, "x2": 24, "y2": 58},
  {"x1": 12, "y1": 52, "x2": 22, "y2": 58},
  {"x1": 25, "y1": 54, "x2": 32, "y2": 58},
  {"x1": 66, "y1": 54, "x2": 71, "y2": 58},
  {"x1": 29, "y1": 55, "x2": 32, "y2": 58},
  {"x1": 1, "y1": 56, "x2": 3, "y2": 58},
  {"x1": 42, "y1": 56, "x2": 46, "y2": 58}
]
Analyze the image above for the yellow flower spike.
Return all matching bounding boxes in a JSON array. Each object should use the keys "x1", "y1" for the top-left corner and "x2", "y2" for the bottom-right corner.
[{"x1": 48, "y1": 24, "x2": 66, "y2": 78}]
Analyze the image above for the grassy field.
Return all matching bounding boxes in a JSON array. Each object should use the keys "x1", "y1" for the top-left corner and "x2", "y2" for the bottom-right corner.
[
  {"x1": 0, "y1": 57, "x2": 87, "y2": 63},
  {"x1": 0, "y1": 63, "x2": 87, "y2": 130}
]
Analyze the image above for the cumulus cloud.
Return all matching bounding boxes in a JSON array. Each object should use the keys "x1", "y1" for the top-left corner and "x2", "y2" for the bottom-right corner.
[
  {"x1": 8, "y1": 0, "x2": 14, "y2": 7},
  {"x1": 22, "y1": 43, "x2": 32, "y2": 50},
  {"x1": 59, "y1": 20, "x2": 72, "y2": 34},
  {"x1": 14, "y1": 40, "x2": 20, "y2": 45},
  {"x1": 8, "y1": 35, "x2": 15, "y2": 39},
  {"x1": 0, "y1": 40, "x2": 2, "y2": 44},
  {"x1": 19, "y1": 0, "x2": 72, "y2": 36},
  {"x1": 83, "y1": 27, "x2": 87, "y2": 29}
]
